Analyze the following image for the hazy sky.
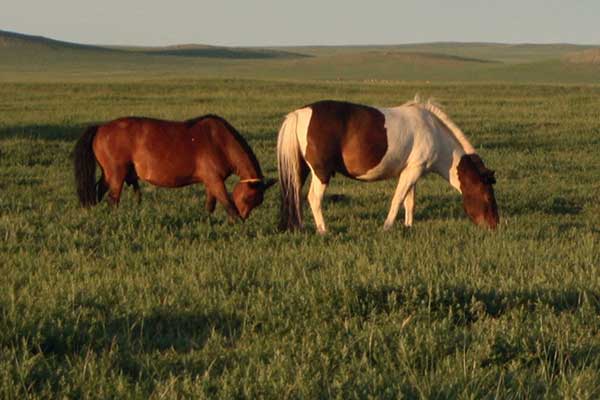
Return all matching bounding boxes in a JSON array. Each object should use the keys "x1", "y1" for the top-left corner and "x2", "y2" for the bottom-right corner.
[{"x1": 1, "y1": 0, "x2": 599, "y2": 47}]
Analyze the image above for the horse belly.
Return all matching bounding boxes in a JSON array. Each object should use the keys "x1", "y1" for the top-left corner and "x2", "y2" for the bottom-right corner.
[
  {"x1": 133, "y1": 143, "x2": 198, "y2": 188},
  {"x1": 354, "y1": 147, "x2": 406, "y2": 181},
  {"x1": 354, "y1": 157, "x2": 400, "y2": 181}
]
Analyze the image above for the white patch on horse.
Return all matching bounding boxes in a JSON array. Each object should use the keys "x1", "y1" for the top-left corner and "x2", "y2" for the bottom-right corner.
[
  {"x1": 357, "y1": 107, "x2": 422, "y2": 181},
  {"x1": 295, "y1": 107, "x2": 312, "y2": 158}
]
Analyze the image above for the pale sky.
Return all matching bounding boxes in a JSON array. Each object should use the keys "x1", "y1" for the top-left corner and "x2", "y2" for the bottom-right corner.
[{"x1": 1, "y1": 0, "x2": 599, "y2": 47}]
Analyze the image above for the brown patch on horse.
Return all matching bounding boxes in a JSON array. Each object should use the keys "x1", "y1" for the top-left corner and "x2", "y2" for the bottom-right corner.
[
  {"x1": 304, "y1": 101, "x2": 388, "y2": 183},
  {"x1": 457, "y1": 154, "x2": 499, "y2": 229}
]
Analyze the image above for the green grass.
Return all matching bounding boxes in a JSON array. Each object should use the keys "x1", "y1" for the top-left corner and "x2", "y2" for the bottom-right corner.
[{"x1": 1, "y1": 77, "x2": 599, "y2": 398}]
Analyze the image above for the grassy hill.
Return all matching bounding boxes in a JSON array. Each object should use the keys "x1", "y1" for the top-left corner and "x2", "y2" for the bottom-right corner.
[
  {"x1": 0, "y1": 30, "x2": 599, "y2": 83},
  {"x1": 281, "y1": 42, "x2": 597, "y2": 63},
  {"x1": 132, "y1": 44, "x2": 309, "y2": 59},
  {"x1": 0, "y1": 30, "x2": 306, "y2": 59},
  {"x1": 0, "y1": 30, "x2": 308, "y2": 80},
  {"x1": 0, "y1": 29, "x2": 109, "y2": 51}
]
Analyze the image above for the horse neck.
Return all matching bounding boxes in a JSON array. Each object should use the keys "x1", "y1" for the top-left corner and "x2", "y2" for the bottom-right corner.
[
  {"x1": 226, "y1": 137, "x2": 262, "y2": 180},
  {"x1": 432, "y1": 124, "x2": 468, "y2": 193}
]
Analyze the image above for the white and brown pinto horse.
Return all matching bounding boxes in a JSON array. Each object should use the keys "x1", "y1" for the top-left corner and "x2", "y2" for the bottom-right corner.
[{"x1": 277, "y1": 99, "x2": 499, "y2": 233}]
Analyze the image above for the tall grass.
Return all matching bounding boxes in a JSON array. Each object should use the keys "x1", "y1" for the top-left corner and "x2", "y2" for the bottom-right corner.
[{"x1": 0, "y1": 79, "x2": 599, "y2": 398}]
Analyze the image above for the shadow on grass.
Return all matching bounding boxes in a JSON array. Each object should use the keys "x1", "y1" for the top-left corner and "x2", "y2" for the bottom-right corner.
[
  {"x1": 347, "y1": 283, "x2": 599, "y2": 324},
  {"x1": 346, "y1": 283, "x2": 600, "y2": 393},
  {"x1": 416, "y1": 194, "x2": 464, "y2": 220},
  {"x1": 30, "y1": 308, "x2": 241, "y2": 355},
  {"x1": 352, "y1": 194, "x2": 464, "y2": 223},
  {"x1": 326, "y1": 193, "x2": 352, "y2": 204},
  {"x1": 543, "y1": 197, "x2": 583, "y2": 215},
  {"x1": 0, "y1": 123, "x2": 83, "y2": 141},
  {"x1": 16, "y1": 306, "x2": 241, "y2": 391},
  {"x1": 500, "y1": 195, "x2": 583, "y2": 217},
  {"x1": 406, "y1": 193, "x2": 581, "y2": 222}
]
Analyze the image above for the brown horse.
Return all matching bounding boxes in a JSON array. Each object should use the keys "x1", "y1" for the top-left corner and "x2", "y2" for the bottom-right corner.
[
  {"x1": 74, "y1": 114, "x2": 275, "y2": 220},
  {"x1": 277, "y1": 99, "x2": 499, "y2": 233}
]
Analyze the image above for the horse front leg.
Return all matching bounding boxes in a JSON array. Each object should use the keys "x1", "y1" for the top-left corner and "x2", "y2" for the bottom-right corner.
[
  {"x1": 206, "y1": 180, "x2": 240, "y2": 222},
  {"x1": 205, "y1": 190, "x2": 216, "y2": 213},
  {"x1": 384, "y1": 166, "x2": 424, "y2": 230},
  {"x1": 307, "y1": 174, "x2": 328, "y2": 234}
]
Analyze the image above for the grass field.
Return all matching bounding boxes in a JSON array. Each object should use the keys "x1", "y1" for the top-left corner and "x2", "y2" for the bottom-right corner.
[{"x1": 1, "y1": 31, "x2": 600, "y2": 398}]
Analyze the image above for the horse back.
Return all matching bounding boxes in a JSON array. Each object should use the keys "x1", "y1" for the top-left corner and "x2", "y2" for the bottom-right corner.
[
  {"x1": 94, "y1": 117, "x2": 192, "y2": 159},
  {"x1": 301, "y1": 101, "x2": 388, "y2": 182},
  {"x1": 93, "y1": 117, "x2": 228, "y2": 187}
]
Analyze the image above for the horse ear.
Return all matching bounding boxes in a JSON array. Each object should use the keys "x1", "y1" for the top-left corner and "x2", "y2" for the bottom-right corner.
[{"x1": 262, "y1": 178, "x2": 277, "y2": 190}]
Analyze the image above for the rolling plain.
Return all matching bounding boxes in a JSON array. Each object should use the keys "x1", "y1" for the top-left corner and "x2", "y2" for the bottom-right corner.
[{"x1": 1, "y1": 30, "x2": 599, "y2": 398}]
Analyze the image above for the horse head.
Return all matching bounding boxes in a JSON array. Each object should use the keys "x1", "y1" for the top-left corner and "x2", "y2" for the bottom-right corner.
[
  {"x1": 457, "y1": 154, "x2": 499, "y2": 229},
  {"x1": 232, "y1": 178, "x2": 277, "y2": 220}
]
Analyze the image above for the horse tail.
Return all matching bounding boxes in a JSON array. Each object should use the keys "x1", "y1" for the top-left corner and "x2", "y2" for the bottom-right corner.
[
  {"x1": 277, "y1": 111, "x2": 305, "y2": 230},
  {"x1": 73, "y1": 125, "x2": 99, "y2": 207}
]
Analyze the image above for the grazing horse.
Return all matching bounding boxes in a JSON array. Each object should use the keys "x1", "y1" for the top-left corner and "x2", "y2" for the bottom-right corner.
[
  {"x1": 74, "y1": 114, "x2": 275, "y2": 220},
  {"x1": 277, "y1": 99, "x2": 498, "y2": 233}
]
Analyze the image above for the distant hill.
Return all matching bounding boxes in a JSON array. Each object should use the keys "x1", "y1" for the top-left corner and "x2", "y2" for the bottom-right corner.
[
  {"x1": 324, "y1": 50, "x2": 496, "y2": 65},
  {"x1": 284, "y1": 42, "x2": 598, "y2": 64},
  {"x1": 0, "y1": 29, "x2": 115, "y2": 52},
  {"x1": 0, "y1": 30, "x2": 308, "y2": 59},
  {"x1": 1, "y1": 30, "x2": 599, "y2": 83},
  {"x1": 140, "y1": 45, "x2": 308, "y2": 59}
]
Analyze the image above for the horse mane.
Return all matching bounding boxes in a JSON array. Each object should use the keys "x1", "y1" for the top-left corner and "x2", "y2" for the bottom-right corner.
[
  {"x1": 404, "y1": 96, "x2": 476, "y2": 154},
  {"x1": 186, "y1": 114, "x2": 263, "y2": 178}
]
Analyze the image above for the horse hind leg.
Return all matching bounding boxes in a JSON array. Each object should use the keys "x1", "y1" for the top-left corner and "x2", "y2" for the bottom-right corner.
[
  {"x1": 96, "y1": 172, "x2": 109, "y2": 203},
  {"x1": 125, "y1": 166, "x2": 142, "y2": 205},
  {"x1": 128, "y1": 180, "x2": 142, "y2": 205},
  {"x1": 307, "y1": 173, "x2": 328, "y2": 234},
  {"x1": 103, "y1": 165, "x2": 128, "y2": 207}
]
